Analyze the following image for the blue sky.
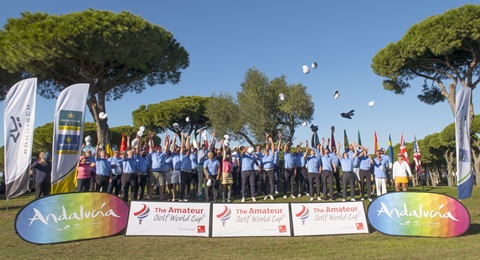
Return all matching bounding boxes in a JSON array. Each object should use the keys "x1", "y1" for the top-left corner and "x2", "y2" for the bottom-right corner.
[{"x1": 1, "y1": 0, "x2": 478, "y2": 149}]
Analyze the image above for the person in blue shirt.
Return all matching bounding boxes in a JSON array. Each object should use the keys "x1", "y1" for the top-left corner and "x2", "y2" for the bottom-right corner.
[
  {"x1": 273, "y1": 132, "x2": 282, "y2": 195},
  {"x1": 203, "y1": 151, "x2": 221, "y2": 202},
  {"x1": 357, "y1": 145, "x2": 373, "y2": 201},
  {"x1": 169, "y1": 134, "x2": 182, "y2": 201},
  {"x1": 148, "y1": 133, "x2": 170, "y2": 201},
  {"x1": 121, "y1": 139, "x2": 140, "y2": 202},
  {"x1": 107, "y1": 149, "x2": 123, "y2": 196},
  {"x1": 136, "y1": 138, "x2": 150, "y2": 200},
  {"x1": 337, "y1": 142, "x2": 358, "y2": 201},
  {"x1": 304, "y1": 146, "x2": 322, "y2": 201},
  {"x1": 241, "y1": 146, "x2": 261, "y2": 202},
  {"x1": 373, "y1": 149, "x2": 389, "y2": 197},
  {"x1": 189, "y1": 146, "x2": 198, "y2": 200},
  {"x1": 294, "y1": 142, "x2": 308, "y2": 198},
  {"x1": 179, "y1": 132, "x2": 194, "y2": 201},
  {"x1": 319, "y1": 143, "x2": 337, "y2": 201},
  {"x1": 261, "y1": 137, "x2": 276, "y2": 200},
  {"x1": 330, "y1": 146, "x2": 341, "y2": 195},
  {"x1": 196, "y1": 129, "x2": 209, "y2": 201},
  {"x1": 94, "y1": 141, "x2": 112, "y2": 193},
  {"x1": 283, "y1": 141, "x2": 296, "y2": 199}
]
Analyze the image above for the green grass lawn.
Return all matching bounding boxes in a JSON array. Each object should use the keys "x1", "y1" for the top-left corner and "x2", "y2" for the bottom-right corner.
[{"x1": 1, "y1": 186, "x2": 479, "y2": 259}]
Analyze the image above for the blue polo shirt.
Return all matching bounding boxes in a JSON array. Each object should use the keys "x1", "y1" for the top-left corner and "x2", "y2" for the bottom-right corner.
[
  {"x1": 136, "y1": 155, "x2": 150, "y2": 174},
  {"x1": 180, "y1": 153, "x2": 193, "y2": 171},
  {"x1": 306, "y1": 156, "x2": 321, "y2": 173},
  {"x1": 151, "y1": 151, "x2": 168, "y2": 172},
  {"x1": 339, "y1": 157, "x2": 354, "y2": 172},
  {"x1": 295, "y1": 152, "x2": 305, "y2": 167},
  {"x1": 261, "y1": 152, "x2": 274, "y2": 170},
  {"x1": 95, "y1": 158, "x2": 111, "y2": 176},
  {"x1": 122, "y1": 157, "x2": 137, "y2": 174},
  {"x1": 284, "y1": 152, "x2": 295, "y2": 169},
  {"x1": 204, "y1": 158, "x2": 220, "y2": 175},
  {"x1": 320, "y1": 155, "x2": 334, "y2": 172},
  {"x1": 241, "y1": 153, "x2": 256, "y2": 171},
  {"x1": 359, "y1": 155, "x2": 372, "y2": 171},
  {"x1": 373, "y1": 157, "x2": 388, "y2": 178}
]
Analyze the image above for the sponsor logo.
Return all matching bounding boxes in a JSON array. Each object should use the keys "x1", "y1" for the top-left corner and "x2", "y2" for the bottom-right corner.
[
  {"x1": 28, "y1": 203, "x2": 120, "y2": 226},
  {"x1": 133, "y1": 203, "x2": 150, "y2": 225},
  {"x1": 295, "y1": 205, "x2": 310, "y2": 225},
  {"x1": 278, "y1": 225, "x2": 287, "y2": 233},
  {"x1": 197, "y1": 225, "x2": 206, "y2": 233},
  {"x1": 216, "y1": 206, "x2": 232, "y2": 227}
]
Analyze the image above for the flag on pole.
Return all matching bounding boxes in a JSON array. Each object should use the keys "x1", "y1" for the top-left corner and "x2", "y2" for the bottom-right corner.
[
  {"x1": 51, "y1": 83, "x2": 89, "y2": 194},
  {"x1": 357, "y1": 130, "x2": 362, "y2": 146},
  {"x1": 413, "y1": 136, "x2": 422, "y2": 174},
  {"x1": 455, "y1": 86, "x2": 473, "y2": 199},
  {"x1": 120, "y1": 133, "x2": 127, "y2": 152},
  {"x1": 388, "y1": 133, "x2": 394, "y2": 168},
  {"x1": 374, "y1": 131, "x2": 379, "y2": 152},
  {"x1": 330, "y1": 126, "x2": 336, "y2": 151},
  {"x1": 343, "y1": 129, "x2": 349, "y2": 151},
  {"x1": 3, "y1": 78, "x2": 37, "y2": 199},
  {"x1": 399, "y1": 133, "x2": 410, "y2": 165}
]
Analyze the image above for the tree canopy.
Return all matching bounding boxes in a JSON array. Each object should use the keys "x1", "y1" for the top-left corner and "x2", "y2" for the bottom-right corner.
[
  {"x1": 206, "y1": 68, "x2": 314, "y2": 145},
  {"x1": 132, "y1": 95, "x2": 210, "y2": 135},
  {"x1": 0, "y1": 9, "x2": 189, "y2": 144},
  {"x1": 371, "y1": 4, "x2": 480, "y2": 120}
]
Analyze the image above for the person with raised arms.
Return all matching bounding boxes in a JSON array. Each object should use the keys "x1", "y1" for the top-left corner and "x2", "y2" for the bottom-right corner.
[
  {"x1": 148, "y1": 133, "x2": 170, "y2": 200},
  {"x1": 336, "y1": 142, "x2": 358, "y2": 201},
  {"x1": 304, "y1": 142, "x2": 322, "y2": 201}
]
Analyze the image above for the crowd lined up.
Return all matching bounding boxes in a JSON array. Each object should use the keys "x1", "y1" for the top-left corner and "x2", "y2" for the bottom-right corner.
[{"x1": 30, "y1": 130, "x2": 413, "y2": 202}]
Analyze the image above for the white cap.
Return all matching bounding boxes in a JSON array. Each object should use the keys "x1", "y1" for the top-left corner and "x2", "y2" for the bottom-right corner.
[
  {"x1": 247, "y1": 147, "x2": 255, "y2": 154},
  {"x1": 302, "y1": 65, "x2": 310, "y2": 74},
  {"x1": 369, "y1": 101, "x2": 375, "y2": 107},
  {"x1": 99, "y1": 112, "x2": 107, "y2": 120},
  {"x1": 139, "y1": 126, "x2": 146, "y2": 132},
  {"x1": 279, "y1": 93, "x2": 285, "y2": 101},
  {"x1": 186, "y1": 116, "x2": 190, "y2": 122}
]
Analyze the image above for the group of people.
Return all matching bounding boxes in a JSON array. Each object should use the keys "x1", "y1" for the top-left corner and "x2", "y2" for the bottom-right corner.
[{"x1": 30, "y1": 129, "x2": 413, "y2": 203}]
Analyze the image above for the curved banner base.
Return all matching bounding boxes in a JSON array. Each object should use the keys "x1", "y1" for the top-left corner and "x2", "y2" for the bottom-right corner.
[
  {"x1": 15, "y1": 192, "x2": 129, "y2": 244},
  {"x1": 367, "y1": 192, "x2": 470, "y2": 237}
]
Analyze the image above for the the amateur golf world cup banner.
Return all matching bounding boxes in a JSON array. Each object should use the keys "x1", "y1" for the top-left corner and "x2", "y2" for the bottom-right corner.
[
  {"x1": 3, "y1": 78, "x2": 37, "y2": 199},
  {"x1": 291, "y1": 202, "x2": 369, "y2": 236},
  {"x1": 211, "y1": 203, "x2": 291, "y2": 237},
  {"x1": 15, "y1": 192, "x2": 129, "y2": 244},
  {"x1": 367, "y1": 192, "x2": 470, "y2": 237},
  {"x1": 126, "y1": 201, "x2": 211, "y2": 237},
  {"x1": 51, "y1": 83, "x2": 89, "y2": 194}
]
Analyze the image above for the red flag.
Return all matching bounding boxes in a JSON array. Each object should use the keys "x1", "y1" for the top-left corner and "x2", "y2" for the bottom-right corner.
[
  {"x1": 413, "y1": 136, "x2": 422, "y2": 173},
  {"x1": 120, "y1": 133, "x2": 127, "y2": 152},
  {"x1": 330, "y1": 126, "x2": 336, "y2": 150},
  {"x1": 400, "y1": 133, "x2": 410, "y2": 165},
  {"x1": 374, "y1": 131, "x2": 379, "y2": 152}
]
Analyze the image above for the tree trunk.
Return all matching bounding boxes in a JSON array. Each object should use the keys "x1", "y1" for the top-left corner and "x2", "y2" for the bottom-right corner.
[
  {"x1": 444, "y1": 149, "x2": 455, "y2": 186},
  {"x1": 86, "y1": 86, "x2": 109, "y2": 146}
]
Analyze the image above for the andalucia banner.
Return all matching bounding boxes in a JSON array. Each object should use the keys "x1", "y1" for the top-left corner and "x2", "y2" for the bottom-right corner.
[
  {"x1": 455, "y1": 86, "x2": 473, "y2": 200},
  {"x1": 51, "y1": 83, "x2": 89, "y2": 194}
]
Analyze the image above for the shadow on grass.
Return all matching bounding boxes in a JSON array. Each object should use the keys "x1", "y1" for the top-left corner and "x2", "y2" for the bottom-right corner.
[{"x1": 466, "y1": 223, "x2": 480, "y2": 235}]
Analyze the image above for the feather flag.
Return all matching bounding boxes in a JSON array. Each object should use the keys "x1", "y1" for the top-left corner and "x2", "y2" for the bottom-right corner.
[
  {"x1": 120, "y1": 133, "x2": 127, "y2": 152},
  {"x1": 343, "y1": 129, "x2": 349, "y2": 151},
  {"x1": 357, "y1": 130, "x2": 362, "y2": 146},
  {"x1": 330, "y1": 126, "x2": 336, "y2": 150},
  {"x1": 51, "y1": 83, "x2": 89, "y2": 194},
  {"x1": 3, "y1": 78, "x2": 37, "y2": 199},
  {"x1": 374, "y1": 131, "x2": 379, "y2": 152},
  {"x1": 413, "y1": 136, "x2": 422, "y2": 173},
  {"x1": 388, "y1": 133, "x2": 394, "y2": 168},
  {"x1": 399, "y1": 133, "x2": 410, "y2": 165},
  {"x1": 455, "y1": 86, "x2": 473, "y2": 199}
]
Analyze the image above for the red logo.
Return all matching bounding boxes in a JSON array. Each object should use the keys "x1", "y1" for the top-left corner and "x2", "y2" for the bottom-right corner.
[
  {"x1": 356, "y1": 223, "x2": 364, "y2": 230},
  {"x1": 278, "y1": 225, "x2": 287, "y2": 233},
  {"x1": 197, "y1": 225, "x2": 206, "y2": 233}
]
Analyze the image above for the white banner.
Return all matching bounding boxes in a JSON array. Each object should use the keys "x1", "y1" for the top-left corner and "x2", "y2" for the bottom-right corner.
[
  {"x1": 211, "y1": 203, "x2": 291, "y2": 237},
  {"x1": 126, "y1": 201, "x2": 211, "y2": 237},
  {"x1": 455, "y1": 86, "x2": 473, "y2": 200},
  {"x1": 3, "y1": 78, "x2": 37, "y2": 199},
  {"x1": 51, "y1": 83, "x2": 89, "y2": 194},
  {"x1": 290, "y1": 202, "x2": 368, "y2": 236}
]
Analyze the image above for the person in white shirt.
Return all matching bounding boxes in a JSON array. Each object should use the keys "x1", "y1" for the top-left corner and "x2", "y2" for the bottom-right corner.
[{"x1": 392, "y1": 154, "x2": 412, "y2": 191}]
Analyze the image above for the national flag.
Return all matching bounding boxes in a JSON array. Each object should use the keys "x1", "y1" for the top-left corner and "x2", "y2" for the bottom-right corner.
[
  {"x1": 455, "y1": 86, "x2": 473, "y2": 199},
  {"x1": 343, "y1": 129, "x2": 349, "y2": 151},
  {"x1": 357, "y1": 130, "x2": 362, "y2": 146},
  {"x1": 413, "y1": 136, "x2": 422, "y2": 173},
  {"x1": 3, "y1": 78, "x2": 37, "y2": 199},
  {"x1": 51, "y1": 83, "x2": 89, "y2": 194},
  {"x1": 120, "y1": 133, "x2": 127, "y2": 152},
  {"x1": 388, "y1": 133, "x2": 394, "y2": 168},
  {"x1": 330, "y1": 126, "x2": 336, "y2": 151},
  {"x1": 374, "y1": 131, "x2": 379, "y2": 152},
  {"x1": 399, "y1": 133, "x2": 410, "y2": 165}
]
